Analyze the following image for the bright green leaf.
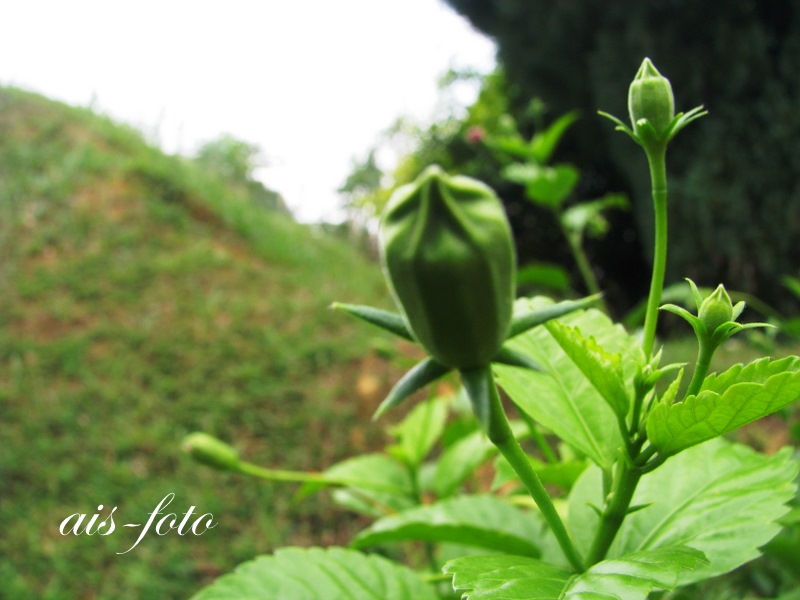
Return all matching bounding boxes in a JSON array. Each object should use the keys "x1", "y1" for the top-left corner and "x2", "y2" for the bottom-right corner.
[
  {"x1": 444, "y1": 545, "x2": 705, "y2": 600},
  {"x1": 546, "y1": 321, "x2": 630, "y2": 418},
  {"x1": 445, "y1": 554, "x2": 571, "y2": 599},
  {"x1": 352, "y1": 495, "x2": 543, "y2": 557},
  {"x1": 389, "y1": 396, "x2": 449, "y2": 467},
  {"x1": 561, "y1": 193, "x2": 628, "y2": 241},
  {"x1": 302, "y1": 453, "x2": 415, "y2": 518},
  {"x1": 530, "y1": 111, "x2": 580, "y2": 164},
  {"x1": 497, "y1": 299, "x2": 637, "y2": 469},
  {"x1": 569, "y1": 439, "x2": 798, "y2": 585},
  {"x1": 433, "y1": 430, "x2": 494, "y2": 498},
  {"x1": 647, "y1": 358, "x2": 800, "y2": 456},
  {"x1": 190, "y1": 546, "x2": 439, "y2": 600}
]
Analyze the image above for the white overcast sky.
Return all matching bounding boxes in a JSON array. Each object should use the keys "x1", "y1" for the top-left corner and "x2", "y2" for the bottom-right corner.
[{"x1": 0, "y1": 1, "x2": 495, "y2": 222}]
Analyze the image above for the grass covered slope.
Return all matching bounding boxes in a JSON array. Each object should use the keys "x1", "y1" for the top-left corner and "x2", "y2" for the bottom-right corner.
[{"x1": 0, "y1": 87, "x2": 395, "y2": 599}]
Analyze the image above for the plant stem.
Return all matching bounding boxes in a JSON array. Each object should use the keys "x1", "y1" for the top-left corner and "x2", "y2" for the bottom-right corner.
[
  {"x1": 520, "y1": 411, "x2": 559, "y2": 464},
  {"x1": 484, "y1": 373, "x2": 585, "y2": 572},
  {"x1": 562, "y1": 222, "x2": 610, "y2": 315},
  {"x1": 236, "y1": 462, "x2": 403, "y2": 495},
  {"x1": 641, "y1": 148, "x2": 668, "y2": 359},
  {"x1": 586, "y1": 462, "x2": 642, "y2": 565},
  {"x1": 685, "y1": 340, "x2": 713, "y2": 398}
]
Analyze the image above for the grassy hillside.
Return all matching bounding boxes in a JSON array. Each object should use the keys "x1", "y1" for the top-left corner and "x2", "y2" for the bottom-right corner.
[{"x1": 0, "y1": 87, "x2": 402, "y2": 599}]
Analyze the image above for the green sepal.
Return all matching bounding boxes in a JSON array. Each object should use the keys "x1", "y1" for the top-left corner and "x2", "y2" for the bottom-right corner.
[
  {"x1": 330, "y1": 302, "x2": 413, "y2": 341},
  {"x1": 508, "y1": 294, "x2": 601, "y2": 338},
  {"x1": 491, "y1": 344, "x2": 544, "y2": 372},
  {"x1": 665, "y1": 105, "x2": 708, "y2": 142},
  {"x1": 597, "y1": 110, "x2": 638, "y2": 143},
  {"x1": 460, "y1": 367, "x2": 494, "y2": 433},
  {"x1": 627, "y1": 503, "x2": 653, "y2": 515},
  {"x1": 373, "y1": 357, "x2": 450, "y2": 420}
]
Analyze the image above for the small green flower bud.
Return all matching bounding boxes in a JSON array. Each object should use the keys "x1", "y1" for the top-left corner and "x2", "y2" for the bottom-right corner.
[
  {"x1": 698, "y1": 284, "x2": 733, "y2": 334},
  {"x1": 380, "y1": 166, "x2": 515, "y2": 369},
  {"x1": 182, "y1": 432, "x2": 240, "y2": 472},
  {"x1": 628, "y1": 58, "x2": 675, "y2": 137}
]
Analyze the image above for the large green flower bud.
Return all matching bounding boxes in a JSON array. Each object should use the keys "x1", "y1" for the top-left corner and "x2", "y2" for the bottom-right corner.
[
  {"x1": 628, "y1": 58, "x2": 675, "y2": 138},
  {"x1": 379, "y1": 166, "x2": 515, "y2": 369}
]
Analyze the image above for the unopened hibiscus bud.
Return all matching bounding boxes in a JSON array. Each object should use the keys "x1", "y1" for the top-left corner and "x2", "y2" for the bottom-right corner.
[
  {"x1": 628, "y1": 58, "x2": 675, "y2": 138},
  {"x1": 182, "y1": 432, "x2": 240, "y2": 472},
  {"x1": 698, "y1": 284, "x2": 734, "y2": 334},
  {"x1": 379, "y1": 166, "x2": 515, "y2": 369}
]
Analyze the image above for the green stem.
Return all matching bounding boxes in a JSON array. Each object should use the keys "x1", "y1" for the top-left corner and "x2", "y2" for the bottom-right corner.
[
  {"x1": 484, "y1": 373, "x2": 585, "y2": 572},
  {"x1": 641, "y1": 148, "x2": 668, "y2": 358},
  {"x1": 685, "y1": 340, "x2": 713, "y2": 398},
  {"x1": 236, "y1": 462, "x2": 404, "y2": 495},
  {"x1": 561, "y1": 221, "x2": 610, "y2": 314},
  {"x1": 520, "y1": 411, "x2": 559, "y2": 464},
  {"x1": 586, "y1": 462, "x2": 642, "y2": 565}
]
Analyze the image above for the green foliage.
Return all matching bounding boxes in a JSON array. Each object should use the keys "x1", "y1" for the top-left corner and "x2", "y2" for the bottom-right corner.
[
  {"x1": 647, "y1": 357, "x2": 800, "y2": 456},
  {"x1": 446, "y1": 546, "x2": 706, "y2": 600},
  {"x1": 497, "y1": 300, "x2": 637, "y2": 468},
  {"x1": 443, "y1": 0, "x2": 800, "y2": 311},
  {"x1": 352, "y1": 495, "x2": 543, "y2": 557},
  {"x1": 569, "y1": 440, "x2": 798, "y2": 584},
  {"x1": 190, "y1": 547, "x2": 439, "y2": 600}
]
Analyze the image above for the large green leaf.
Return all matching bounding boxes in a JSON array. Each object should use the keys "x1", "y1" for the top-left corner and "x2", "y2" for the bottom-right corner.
[
  {"x1": 700, "y1": 355, "x2": 800, "y2": 394},
  {"x1": 647, "y1": 357, "x2": 800, "y2": 456},
  {"x1": 568, "y1": 439, "x2": 798, "y2": 585},
  {"x1": 546, "y1": 320, "x2": 630, "y2": 418},
  {"x1": 191, "y1": 546, "x2": 438, "y2": 600},
  {"x1": 301, "y1": 453, "x2": 416, "y2": 518},
  {"x1": 388, "y1": 395, "x2": 449, "y2": 467},
  {"x1": 496, "y1": 299, "x2": 637, "y2": 469},
  {"x1": 444, "y1": 545, "x2": 706, "y2": 600},
  {"x1": 432, "y1": 429, "x2": 495, "y2": 498},
  {"x1": 352, "y1": 495, "x2": 542, "y2": 557}
]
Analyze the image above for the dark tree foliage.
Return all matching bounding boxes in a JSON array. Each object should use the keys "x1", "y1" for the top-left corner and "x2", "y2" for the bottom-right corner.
[{"x1": 445, "y1": 0, "x2": 800, "y2": 312}]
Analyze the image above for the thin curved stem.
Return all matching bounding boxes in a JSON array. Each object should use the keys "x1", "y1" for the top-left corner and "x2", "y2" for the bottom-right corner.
[
  {"x1": 641, "y1": 148, "x2": 668, "y2": 358},
  {"x1": 684, "y1": 340, "x2": 713, "y2": 398},
  {"x1": 483, "y1": 372, "x2": 585, "y2": 572}
]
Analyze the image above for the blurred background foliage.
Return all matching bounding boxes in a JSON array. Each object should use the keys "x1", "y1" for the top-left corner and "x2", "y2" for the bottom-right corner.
[{"x1": 342, "y1": 0, "x2": 800, "y2": 325}]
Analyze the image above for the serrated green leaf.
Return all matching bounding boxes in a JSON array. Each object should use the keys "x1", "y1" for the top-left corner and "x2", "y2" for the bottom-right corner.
[
  {"x1": 444, "y1": 545, "x2": 705, "y2": 600},
  {"x1": 701, "y1": 355, "x2": 800, "y2": 394},
  {"x1": 191, "y1": 546, "x2": 438, "y2": 600},
  {"x1": 569, "y1": 439, "x2": 798, "y2": 585},
  {"x1": 389, "y1": 396, "x2": 449, "y2": 467},
  {"x1": 352, "y1": 495, "x2": 543, "y2": 557},
  {"x1": 546, "y1": 321, "x2": 630, "y2": 418},
  {"x1": 497, "y1": 299, "x2": 637, "y2": 469},
  {"x1": 444, "y1": 554, "x2": 571, "y2": 599},
  {"x1": 647, "y1": 359, "x2": 800, "y2": 456},
  {"x1": 562, "y1": 546, "x2": 708, "y2": 599},
  {"x1": 658, "y1": 368, "x2": 683, "y2": 405}
]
